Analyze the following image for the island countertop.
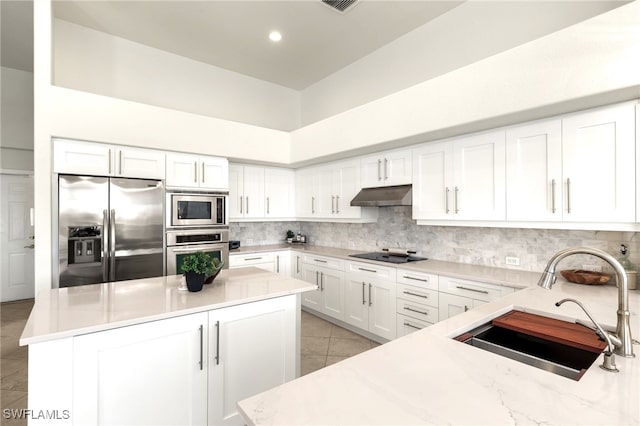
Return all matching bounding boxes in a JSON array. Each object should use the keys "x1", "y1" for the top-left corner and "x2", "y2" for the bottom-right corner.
[
  {"x1": 20, "y1": 267, "x2": 316, "y2": 345},
  {"x1": 238, "y1": 281, "x2": 640, "y2": 425}
]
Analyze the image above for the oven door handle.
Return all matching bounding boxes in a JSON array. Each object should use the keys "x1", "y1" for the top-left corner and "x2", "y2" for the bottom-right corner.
[{"x1": 169, "y1": 246, "x2": 226, "y2": 252}]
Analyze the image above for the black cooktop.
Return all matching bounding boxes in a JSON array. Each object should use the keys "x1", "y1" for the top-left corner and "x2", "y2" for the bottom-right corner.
[{"x1": 349, "y1": 252, "x2": 428, "y2": 264}]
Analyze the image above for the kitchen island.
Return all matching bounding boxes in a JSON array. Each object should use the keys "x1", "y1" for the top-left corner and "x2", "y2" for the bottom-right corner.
[
  {"x1": 20, "y1": 268, "x2": 316, "y2": 425},
  {"x1": 238, "y1": 279, "x2": 640, "y2": 425}
]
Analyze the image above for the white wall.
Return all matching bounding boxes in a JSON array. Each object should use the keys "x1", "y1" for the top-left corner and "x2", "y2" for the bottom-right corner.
[
  {"x1": 290, "y1": 1, "x2": 640, "y2": 164},
  {"x1": 300, "y1": 1, "x2": 624, "y2": 126},
  {"x1": 1, "y1": 66, "x2": 34, "y2": 170},
  {"x1": 53, "y1": 19, "x2": 301, "y2": 132}
]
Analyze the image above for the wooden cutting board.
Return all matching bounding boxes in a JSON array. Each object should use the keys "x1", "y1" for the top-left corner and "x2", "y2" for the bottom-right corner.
[{"x1": 492, "y1": 310, "x2": 607, "y2": 353}]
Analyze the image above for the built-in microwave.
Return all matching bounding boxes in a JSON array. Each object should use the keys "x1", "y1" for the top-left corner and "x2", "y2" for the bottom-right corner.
[{"x1": 167, "y1": 192, "x2": 228, "y2": 227}]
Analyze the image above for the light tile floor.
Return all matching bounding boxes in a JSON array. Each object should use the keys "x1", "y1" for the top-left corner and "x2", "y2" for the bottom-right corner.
[
  {"x1": 0, "y1": 300, "x2": 375, "y2": 424},
  {"x1": 1, "y1": 299, "x2": 33, "y2": 426}
]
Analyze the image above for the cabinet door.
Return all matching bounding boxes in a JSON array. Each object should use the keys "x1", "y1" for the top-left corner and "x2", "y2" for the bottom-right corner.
[
  {"x1": 209, "y1": 297, "x2": 296, "y2": 426},
  {"x1": 166, "y1": 153, "x2": 200, "y2": 188},
  {"x1": 320, "y1": 267, "x2": 345, "y2": 321},
  {"x1": 53, "y1": 139, "x2": 113, "y2": 176},
  {"x1": 316, "y1": 166, "x2": 335, "y2": 217},
  {"x1": 383, "y1": 148, "x2": 412, "y2": 187},
  {"x1": 291, "y1": 252, "x2": 303, "y2": 279},
  {"x1": 295, "y1": 168, "x2": 317, "y2": 218},
  {"x1": 412, "y1": 142, "x2": 453, "y2": 220},
  {"x1": 265, "y1": 168, "x2": 295, "y2": 218},
  {"x1": 228, "y1": 165, "x2": 244, "y2": 219},
  {"x1": 300, "y1": 265, "x2": 322, "y2": 310},
  {"x1": 275, "y1": 252, "x2": 292, "y2": 276},
  {"x1": 438, "y1": 292, "x2": 474, "y2": 321},
  {"x1": 562, "y1": 103, "x2": 635, "y2": 222},
  {"x1": 360, "y1": 154, "x2": 385, "y2": 189},
  {"x1": 344, "y1": 275, "x2": 369, "y2": 330},
  {"x1": 200, "y1": 156, "x2": 229, "y2": 191},
  {"x1": 506, "y1": 119, "x2": 562, "y2": 221},
  {"x1": 452, "y1": 130, "x2": 506, "y2": 220},
  {"x1": 116, "y1": 147, "x2": 165, "y2": 180},
  {"x1": 368, "y1": 278, "x2": 396, "y2": 340},
  {"x1": 242, "y1": 166, "x2": 265, "y2": 219},
  {"x1": 396, "y1": 315, "x2": 431, "y2": 338},
  {"x1": 335, "y1": 159, "x2": 362, "y2": 219},
  {"x1": 73, "y1": 313, "x2": 208, "y2": 425}
]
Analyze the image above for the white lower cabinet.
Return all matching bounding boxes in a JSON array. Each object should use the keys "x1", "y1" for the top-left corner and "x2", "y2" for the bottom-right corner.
[
  {"x1": 438, "y1": 275, "x2": 515, "y2": 321},
  {"x1": 275, "y1": 251, "x2": 292, "y2": 276},
  {"x1": 208, "y1": 297, "x2": 296, "y2": 425},
  {"x1": 300, "y1": 255, "x2": 345, "y2": 321},
  {"x1": 73, "y1": 313, "x2": 209, "y2": 426},
  {"x1": 229, "y1": 252, "x2": 275, "y2": 272},
  {"x1": 395, "y1": 269, "x2": 439, "y2": 336}
]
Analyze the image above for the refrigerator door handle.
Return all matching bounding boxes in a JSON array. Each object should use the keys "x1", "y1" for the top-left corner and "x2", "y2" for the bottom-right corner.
[
  {"x1": 109, "y1": 209, "x2": 116, "y2": 280},
  {"x1": 102, "y1": 209, "x2": 109, "y2": 282}
]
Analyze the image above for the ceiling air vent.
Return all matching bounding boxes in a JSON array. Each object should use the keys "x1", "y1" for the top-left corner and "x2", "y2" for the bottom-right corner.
[{"x1": 322, "y1": 0, "x2": 358, "y2": 14}]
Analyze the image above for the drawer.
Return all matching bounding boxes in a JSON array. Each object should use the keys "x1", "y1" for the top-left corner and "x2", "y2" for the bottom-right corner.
[
  {"x1": 396, "y1": 299, "x2": 438, "y2": 323},
  {"x1": 439, "y1": 276, "x2": 515, "y2": 302},
  {"x1": 347, "y1": 261, "x2": 396, "y2": 281},
  {"x1": 396, "y1": 269, "x2": 438, "y2": 291},
  {"x1": 396, "y1": 314, "x2": 432, "y2": 338},
  {"x1": 397, "y1": 283, "x2": 438, "y2": 308},
  {"x1": 302, "y1": 254, "x2": 344, "y2": 271},
  {"x1": 229, "y1": 252, "x2": 275, "y2": 267}
]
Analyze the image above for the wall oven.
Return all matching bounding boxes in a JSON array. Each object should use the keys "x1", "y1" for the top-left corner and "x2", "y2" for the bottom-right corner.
[
  {"x1": 167, "y1": 192, "x2": 227, "y2": 228},
  {"x1": 166, "y1": 229, "x2": 229, "y2": 276}
]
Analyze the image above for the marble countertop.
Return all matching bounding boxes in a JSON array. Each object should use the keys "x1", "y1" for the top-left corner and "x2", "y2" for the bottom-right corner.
[
  {"x1": 230, "y1": 243, "x2": 541, "y2": 288},
  {"x1": 238, "y1": 281, "x2": 640, "y2": 425},
  {"x1": 20, "y1": 267, "x2": 316, "y2": 345}
]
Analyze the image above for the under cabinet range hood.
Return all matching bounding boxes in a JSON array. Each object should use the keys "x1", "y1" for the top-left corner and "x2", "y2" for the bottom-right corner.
[{"x1": 350, "y1": 184, "x2": 412, "y2": 207}]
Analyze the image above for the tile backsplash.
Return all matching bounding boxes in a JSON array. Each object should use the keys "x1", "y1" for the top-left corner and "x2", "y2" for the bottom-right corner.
[{"x1": 230, "y1": 206, "x2": 638, "y2": 273}]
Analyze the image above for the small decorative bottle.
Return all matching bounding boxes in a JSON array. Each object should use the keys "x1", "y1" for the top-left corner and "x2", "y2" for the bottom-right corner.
[{"x1": 617, "y1": 244, "x2": 637, "y2": 290}]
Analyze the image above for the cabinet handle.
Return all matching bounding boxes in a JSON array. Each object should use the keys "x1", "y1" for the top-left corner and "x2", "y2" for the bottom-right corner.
[
  {"x1": 199, "y1": 324, "x2": 204, "y2": 370},
  {"x1": 456, "y1": 285, "x2": 489, "y2": 294},
  {"x1": 454, "y1": 186, "x2": 460, "y2": 214},
  {"x1": 551, "y1": 179, "x2": 556, "y2": 214},
  {"x1": 276, "y1": 255, "x2": 279, "y2": 273},
  {"x1": 316, "y1": 270, "x2": 319, "y2": 287},
  {"x1": 336, "y1": 195, "x2": 340, "y2": 214},
  {"x1": 296, "y1": 256, "x2": 300, "y2": 274},
  {"x1": 445, "y1": 187, "x2": 450, "y2": 214},
  {"x1": 566, "y1": 178, "x2": 571, "y2": 214},
  {"x1": 320, "y1": 272, "x2": 324, "y2": 291},
  {"x1": 368, "y1": 283, "x2": 372, "y2": 307},
  {"x1": 464, "y1": 305, "x2": 470, "y2": 312},
  {"x1": 403, "y1": 290, "x2": 428, "y2": 299},
  {"x1": 214, "y1": 320, "x2": 220, "y2": 365},
  {"x1": 404, "y1": 322, "x2": 423, "y2": 330},
  {"x1": 314, "y1": 259, "x2": 327, "y2": 263},
  {"x1": 118, "y1": 150, "x2": 122, "y2": 175},
  {"x1": 362, "y1": 281, "x2": 366, "y2": 305},
  {"x1": 404, "y1": 306, "x2": 428, "y2": 316},
  {"x1": 377, "y1": 159, "x2": 382, "y2": 181},
  {"x1": 331, "y1": 195, "x2": 335, "y2": 214},
  {"x1": 194, "y1": 161, "x2": 198, "y2": 183},
  {"x1": 201, "y1": 162, "x2": 205, "y2": 183},
  {"x1": 240, "y1": 196, "x2": 243, "y2": 214},
  {"x1": 244, "y1": 257, "x2": 262, "y2": 261},
  {"x1": 358, "y1": 267, "x2": 377, "y2": 273},
  {"x1": 384, "y1": 158, "x2": 388, "y2": 180},
  {"x1": 266, "y1": 196, "x2": 270, "y2": 215},
  {"x1": 246, "y1": 196, "x2": 249, "y2": 214},
  {"x1": 108, "y1": 149, "x2": 112, "y2": 174},
  {"x1": 403, "y1": 275, "x2": 428, "y2": 283},
  {"x1": 311, "y1": 196, "x2": 315, "y2": 214}
]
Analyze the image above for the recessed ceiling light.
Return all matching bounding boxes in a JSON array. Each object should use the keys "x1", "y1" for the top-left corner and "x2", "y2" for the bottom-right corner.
[{"x1": 269, "y1": 31, "x2": 282, "y2": 42}]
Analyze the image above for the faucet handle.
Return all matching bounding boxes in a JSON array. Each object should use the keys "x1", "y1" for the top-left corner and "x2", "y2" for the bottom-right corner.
[{"x1": 600, "y1": 351, "x2": 619, "y2": 373}]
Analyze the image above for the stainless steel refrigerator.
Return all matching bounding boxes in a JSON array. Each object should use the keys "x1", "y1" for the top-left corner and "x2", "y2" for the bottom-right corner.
[{"x1": 58, "y1": 175, "x2": 164, "y2": 287}]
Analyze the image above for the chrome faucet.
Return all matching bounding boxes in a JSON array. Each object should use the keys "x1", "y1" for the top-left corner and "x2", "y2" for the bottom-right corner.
[
  {"x1": 556, "y1": 298, "x2": 618, "y2": 372},
  {"x1": 537, "y1": 247, "x2": 635, "y2": 358}
]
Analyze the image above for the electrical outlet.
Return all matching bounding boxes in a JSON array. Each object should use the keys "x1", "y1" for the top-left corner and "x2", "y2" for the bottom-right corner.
[
  {"x1": 505, "y1": 256, "x2": 520, "y2": 266},
  {"x1": 582, "y1": 264, "x2": 602, "y2": 272},
  {"x1": 245, "y1": 239, "x2": 254, "y2": 246}
]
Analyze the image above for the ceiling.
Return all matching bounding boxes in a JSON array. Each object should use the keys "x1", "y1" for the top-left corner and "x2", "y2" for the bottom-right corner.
[{"x1": 51, "y1": 0, "x2": 464, "y2": 90}]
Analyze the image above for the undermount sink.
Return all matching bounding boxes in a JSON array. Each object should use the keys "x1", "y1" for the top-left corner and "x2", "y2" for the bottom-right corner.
[{"x1": 455, "y1": 311, "x2": 606, "y2": 381}]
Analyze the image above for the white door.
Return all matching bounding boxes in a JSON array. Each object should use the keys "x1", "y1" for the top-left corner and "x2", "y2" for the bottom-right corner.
[
  {"x1": 335, "y1": 160, "x2": 361, "y2": 219},
  {"x1": 264, "y1": 168, "x2": 295, "y2": 218},
  {"x1": 383, "y1": 148, "x2": 412, "y2": 187},
  {"x1": 228, "y1": 165, "x2": 244, "y2": 219},
  {"x1": 412, "y1": 142, "x2": 453, "y2": 220},
  {"x1": 116, "y1": 147, "x2": 165, "y2": 179},
  {"x1": 294, "y1": 168, "x2": 316, "y2": 218},
  {"x1": 0, "y1": 174, "x2": 35, "y2": 302},
  {"x1": 316, "y1": 166, "x2": 334, "y2": 217},
  {"x1": 506, "y1": 119, "x2": 562, "y2": 222},
  {"x1": 360, "y1": 154, "x2": 384, "y2": 189},
  {"x1": 300, "y1": 265, "x2": 322, "y2": 310},
  {"x1": 200, "y1": 156, "x2": 229, "y2": 191},
  {"x1": 166, "y1": 152, "x2": 199, "y2": 188},
  {"x1": 320, "y1": 267, "x2": 345, "y2": 321},
  {"x1": 368, "y1": 278, "x2": 396, "y2": 340},
  {"x1": 53, "y1": 139, "x2": 113, "y2": 175},
  {"x1": 242, "y1": 166, "x2": 265, "y2": 219},
  {"x1": 438, "y1": 293, "x2": 474, "y2": 322},
  {"x1": 344, "y1": 276, "x2": 369, "y2": 330},
  {"x1": 562, "y1": 103, "x2": 636, "y2": 222}
]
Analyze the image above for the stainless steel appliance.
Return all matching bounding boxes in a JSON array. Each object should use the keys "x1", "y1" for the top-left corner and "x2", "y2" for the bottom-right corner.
[
  {"x1": 167, "y1": 192, "x2": 227, "y2": 227},
  {"x1": 349, "y1": 248, "x2": 427, "y2": 264},
  {"x1": 166, "y1": 228, "x2": 229, "y2": 275},
  {"x1": 58, "y1": 175, "x2": 164, "y2": 287}
]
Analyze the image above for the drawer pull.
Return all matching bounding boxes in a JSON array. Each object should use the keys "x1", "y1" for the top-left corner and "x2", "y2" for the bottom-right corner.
[
  {"x1": 455, "y1": 285, "x2": 489, "y2": 295},
  {"x1": 403, "y1": 290, "x2": 428, "y2": 299},
  {"x1": 403, "y1": 275, "x2": 428, "y2": 283},
  {"x1": 358, "y1": 267, "x2": 377, "y2": 273},
  {"x1": 244, "y1": 257, "x2": 262, "y2": 261},
  {"x1": 404, "y1": 306, "x2": 428, "y2": 316},
  {"x1": 404, "y1": 322, "x2": 423, "y2": 330},
  {"x1": 314, "y1": 259, "x2": 327, "y2": 263}
]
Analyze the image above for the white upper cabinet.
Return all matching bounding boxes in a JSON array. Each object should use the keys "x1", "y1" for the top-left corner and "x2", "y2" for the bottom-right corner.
[
  {"x1": 166, "y1": 153, "x2": 228, "y2": 191},
  {"x1": 360, "y1": 148, "x2": 412, "y2": 188},
  {"x1": 53, "y1": 139, "x2": 165, "y2": 180},
  {"x1": 506, "y1": 119, "x2": 563, "y2": 222},
  {"x1": 413, "y1": 130, "x2": 506, "y2": 221},
  {"x1": 561, "y1": 103, "x2": 635, "y2": 223},
  {"x1": 264, "y1": 168, "x2": 295, "y2": 218},
  {"x1": 230, "y1": 164, "x2": 295, "y2": 221},
  {"x1": 294, "y1": 167, "x2": 317, "y2": 218}
]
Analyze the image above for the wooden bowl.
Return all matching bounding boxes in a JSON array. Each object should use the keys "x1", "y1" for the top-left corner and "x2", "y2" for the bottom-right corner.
[{"x1": 560, "y1": 269, "x2": 611, "y2": 285}]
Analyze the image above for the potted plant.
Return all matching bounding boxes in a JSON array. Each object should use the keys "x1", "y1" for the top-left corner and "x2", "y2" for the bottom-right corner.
[
  {"x1": 180, "y1": 251, "x2": 217, "y2": 292},
  {"x1": 286, "y1": 230, "x2": 295, "y2": 243}
]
